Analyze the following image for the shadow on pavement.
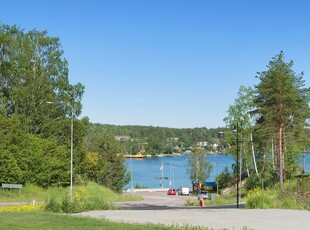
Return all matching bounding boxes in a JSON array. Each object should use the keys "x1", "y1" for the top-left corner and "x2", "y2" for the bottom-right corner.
[{"x1": 118, "y1": 203, "x2": 246, "y2": 210}]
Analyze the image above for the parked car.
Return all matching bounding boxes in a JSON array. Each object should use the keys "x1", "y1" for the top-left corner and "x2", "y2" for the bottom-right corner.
[
  {"x1": 178, "y1": 186, "x2": 190, "y2": 196},
  {"x1": 167, "y1": 188, "x2": 177, "y2": 195},
  {"x1": 198, "y1": 190, "x2": 209, "y2": 200}
]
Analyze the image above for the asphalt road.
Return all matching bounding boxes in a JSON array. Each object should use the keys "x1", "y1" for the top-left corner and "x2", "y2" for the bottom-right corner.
[{"x1": 75, "y1": 191, "x2": 310, "y2": 230}]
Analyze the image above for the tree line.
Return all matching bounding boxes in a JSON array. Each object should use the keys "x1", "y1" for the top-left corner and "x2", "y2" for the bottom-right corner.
[{"x1": 86, "y1": 123, "x2": 228, "y2": 155}]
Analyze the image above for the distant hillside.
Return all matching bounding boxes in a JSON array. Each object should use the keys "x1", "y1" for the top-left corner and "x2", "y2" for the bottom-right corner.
[{"x1": 86, "y1": 123, "x2": 229, "y2": 154}]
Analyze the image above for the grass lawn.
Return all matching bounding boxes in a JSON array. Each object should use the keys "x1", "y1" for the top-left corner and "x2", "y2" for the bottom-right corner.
[
  {"x1": 0, "y1": 182, "x2": 142, "y2": 203},
  {"x1": 0, "y1": 211, "x2": 203, "y2": 230}
]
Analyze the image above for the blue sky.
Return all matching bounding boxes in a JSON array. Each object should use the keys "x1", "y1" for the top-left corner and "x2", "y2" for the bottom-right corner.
[{"x1": 1, "y1": 1, "x2": 310, "y2": 128}]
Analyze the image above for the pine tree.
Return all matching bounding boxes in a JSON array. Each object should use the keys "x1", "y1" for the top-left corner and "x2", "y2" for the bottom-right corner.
[
  {"x1": 96, "y1": 133, "x2": 129, "y2": 192},
  {"x1": 255, "y1": 51, "x2": 310, "y2": 188}
]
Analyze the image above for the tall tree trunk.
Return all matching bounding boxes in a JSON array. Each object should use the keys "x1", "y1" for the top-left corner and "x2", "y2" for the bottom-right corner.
[
  {"x1": 278, "y1": 102, "x2": 284, "y2": 188},
  {"x1": 250, "y1": 132, "x2": 259, "y2": 176},
  {"x1": 272, "y1": 137, "x2": 275, "y2": 169}
]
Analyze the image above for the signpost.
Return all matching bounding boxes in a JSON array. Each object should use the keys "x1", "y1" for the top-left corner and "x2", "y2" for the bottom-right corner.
[
  {"x1": 154, "y1": 176, "x2": 168, "y2": 189},
  {"x1": 154, "y1": 177, "x2": 168, "y2": 180}
]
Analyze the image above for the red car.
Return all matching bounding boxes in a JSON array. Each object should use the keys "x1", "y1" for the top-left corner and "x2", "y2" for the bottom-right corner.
[{"x1": 167, "y1": 188, "x2": 177, "y2": 195}]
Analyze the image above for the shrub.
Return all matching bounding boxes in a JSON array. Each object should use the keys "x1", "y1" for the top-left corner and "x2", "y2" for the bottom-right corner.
[
  {"x1": 45, "y1": 194, "x2": 114, "y2": 213},
  {"x1": 61, "y1": 195, "x2": 78, "y2": 213},
  {"x1": 281, "y1": 198, "x2": 301, "y2": 209},
  {"x1": 245, "y1": 174, "x2": 261, "y2": 191},
  {"x1": 45, "y1": 197, "x2": 60, "y2": 212},
  {"x1": 245, "y1": 188, "x2": 278, "y2": 209},
  {"x1": 216, "y1": 167, "x2": 234, "y2": 189}
]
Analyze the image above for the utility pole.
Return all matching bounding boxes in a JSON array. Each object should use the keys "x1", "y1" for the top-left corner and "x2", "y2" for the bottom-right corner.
[{"x1": 236, "y1": 122, "x2": 239, "y2": 208}]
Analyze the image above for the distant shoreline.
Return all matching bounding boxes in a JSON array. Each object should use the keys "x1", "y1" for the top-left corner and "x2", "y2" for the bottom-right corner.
[{"x1": 148, "y1": 152, "x2": 226, "y2": 157}]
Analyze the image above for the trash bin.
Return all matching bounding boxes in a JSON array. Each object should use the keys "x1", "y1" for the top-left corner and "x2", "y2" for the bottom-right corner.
[{"x1": 211, "y1": 194, "x2": 216, "y2": 202}]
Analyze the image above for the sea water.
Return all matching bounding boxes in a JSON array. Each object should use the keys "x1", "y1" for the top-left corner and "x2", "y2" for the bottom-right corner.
[{"x1": 124, "y1": 152, "x2": 310, "y2": 189}]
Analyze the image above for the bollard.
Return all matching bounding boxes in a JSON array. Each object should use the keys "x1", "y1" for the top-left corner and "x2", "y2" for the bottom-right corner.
[{"x1": 199, "y1": 198, "x2": 205, "y2": 207}]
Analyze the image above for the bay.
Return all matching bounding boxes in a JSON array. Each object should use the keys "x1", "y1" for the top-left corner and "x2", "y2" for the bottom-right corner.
[
  {"x1": 124, "y1": 152, "x2": 310, "y2": 189},
  {"x1": 125, "y1": 154, "x2": 234, "y2": 189}
]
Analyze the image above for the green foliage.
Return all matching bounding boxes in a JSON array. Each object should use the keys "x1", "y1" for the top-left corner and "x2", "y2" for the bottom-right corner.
[
  {"x1": 45, "y1": 197, "x2": 60, "y2": 212},
  {"x1": 244, "y1": 174, "x2": 261, "y2": 191},
  {"x1": 187, "y1": 148, "x2": 213, "y2": 183},
  {"x1": 0, "y1": 23, "x2": 88, "y2": 188},
  {"x1": 216, "y1": 166, "x2": 234, "y2": 189},
  {"x1": 280, "y1": 198, "x2": 300, "y2": 209},
  {"x1": 0, "y1": 23, "x2": 84, "y2": 133},
  {"x1": 44, "y1": 182, "x2": 143, "y2": 213},
  {"x1": 147, "y1": 137, "x2": 165, "y2": 155},
  {"x1": 246, "y1": 188, "x2": 278, "y2": 209},
  {"x1": 93, "y1": 133, "x2": 130, "y2": 192},
  {"x1": 246, "y1": 177, "x2": 310, "y2": 210},
  {"x1": 47, "y1": 194, "x2": 112, "y2": 213},
  {"x1": 86, "y1": 123, "x2": 229, "y2": 155},
  {"x1": 254, "y1": 51, "x2": 310, "y2": 186},
  {"x1": 223, "y1": 52, "x2": 310, "y2": 190},
  {"x1": 45, "y1": 189, "x2": 115, "y2": 213},
  {"x1": 0, "y1": 126, "x2": 69, "y2": 187}
]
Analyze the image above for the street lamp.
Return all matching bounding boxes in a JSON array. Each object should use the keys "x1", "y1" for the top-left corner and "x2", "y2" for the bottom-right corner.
[
  {"x1": 47, "y1": 101, "x2": 74, "y2": 200},
  {"x1": 236, "y1": 122, "x2": 239, "y2": 208},
  {"x1": 232, "y1": 122, "x2": 242, "y2": 208}
]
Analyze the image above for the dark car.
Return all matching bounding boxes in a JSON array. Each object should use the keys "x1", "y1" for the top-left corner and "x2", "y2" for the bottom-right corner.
[{"x1": 167, "y1": 188, "x2": 177, "y2": 195}]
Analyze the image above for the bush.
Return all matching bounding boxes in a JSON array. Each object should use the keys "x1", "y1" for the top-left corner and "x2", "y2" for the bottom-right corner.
[
  {"x1": 61, "y1": 195, "x2": 77, "y2": 213},
  {"x1": 245, "y1": 174, "x2": 261, "y2": 191},
  {"x1": 216, "y1": 166, "x2": 234, "y2": 189},
  {"x1": 281, "y1": 198, "x2": 301, "y2": 209},
  {"x1": 245, "y1": 188, "x2": 278, "y2": 209},
  {"x1": 45, "y1": 194, "x2": 114, "y2": 213},
  {"x1": 45, "y1": 197, "x2": 60, "y2": 212}
]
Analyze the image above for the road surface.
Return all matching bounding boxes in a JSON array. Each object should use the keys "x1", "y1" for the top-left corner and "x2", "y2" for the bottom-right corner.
[{"x1": 75, "y1": 190, "x2": 310, "y2": 230}]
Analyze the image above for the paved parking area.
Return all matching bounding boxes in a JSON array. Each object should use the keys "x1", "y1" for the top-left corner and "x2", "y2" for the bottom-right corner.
[
  {"x1": 78, "y1": 208, "x2": 310, "y2": 230},
  {"x1": 118, "y1": 190, "x2": 195, "y2": 209},
  {"x1": 76, "y1": 191, "x2": 310, "y2": 230}
]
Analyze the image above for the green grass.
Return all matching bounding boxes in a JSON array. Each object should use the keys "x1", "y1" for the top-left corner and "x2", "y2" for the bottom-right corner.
[
  {"x1": 0, "y1": 211, "x2": 214, "y2": 230},
  {"x1": 0, "y1": 182, "x2": 142, "y2": 203},
  {"x1": 245, "y1": 177, "x2": 310, "y2": 210}
]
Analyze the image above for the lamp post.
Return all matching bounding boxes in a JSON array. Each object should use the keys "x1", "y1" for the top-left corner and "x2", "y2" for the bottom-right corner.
[
  {"x1": 69, "y1": 106, "x2": 73, "y2": 199},
  {"x1": 47, "y1": 101, "x2": 74, "y2": 200},
  {"x1": 236, "y1": 122, "x2": 239, "y2": 209},
  {"x1": 216, "y1": 161, "x2": 219, "y2": 195}
]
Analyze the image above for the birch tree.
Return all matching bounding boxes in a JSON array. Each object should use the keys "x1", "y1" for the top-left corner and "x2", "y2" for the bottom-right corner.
[{"x1": 224, "y1": 86, "x2": 259, "y2": 177}]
